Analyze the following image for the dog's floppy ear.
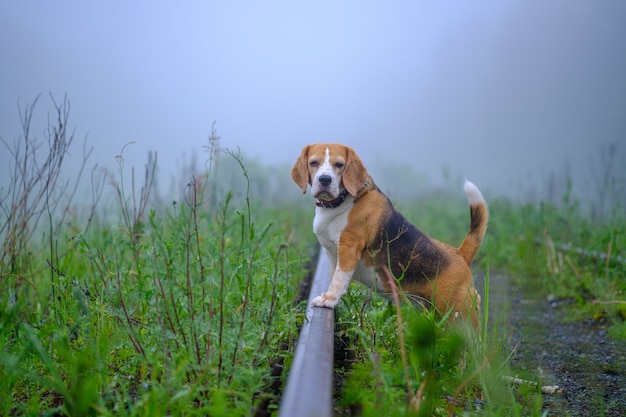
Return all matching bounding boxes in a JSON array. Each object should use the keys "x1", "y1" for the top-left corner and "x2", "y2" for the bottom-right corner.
[
  {"x1": 291, "y1": 145, "x2": 311, "y2": 194},
  {"x1": 342, "y1": 145, "x2": 368, "y2": 196}
]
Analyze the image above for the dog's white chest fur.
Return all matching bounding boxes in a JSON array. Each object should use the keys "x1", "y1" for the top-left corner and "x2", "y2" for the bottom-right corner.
[{"x1": 312, "y1": 202, "x2": 351, "y2": 249}]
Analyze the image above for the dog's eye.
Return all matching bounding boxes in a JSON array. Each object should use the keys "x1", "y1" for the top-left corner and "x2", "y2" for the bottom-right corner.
[
  {"x1": 309, "y1": 161, "x2": 319, "y2": 167},
  {"x1": 334, "y1": 162, "x2": 344, "y2": 168}
]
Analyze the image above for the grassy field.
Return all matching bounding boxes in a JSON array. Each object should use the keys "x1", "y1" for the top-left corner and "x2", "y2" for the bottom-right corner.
[
  {"x1": 1, "y1": 102, "x2": 624, "y2": 415},
  {"x1": 0, "y1": 104, "x2": 318, "y2": 415},
  {"x1": 0, "y1": 154, "x2": 319, "y2": 415}
]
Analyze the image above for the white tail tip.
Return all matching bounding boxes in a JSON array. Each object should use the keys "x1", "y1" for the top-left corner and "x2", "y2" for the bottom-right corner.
[{"x1": 464, "y1": 180, "x2": 485, "y2": 205}]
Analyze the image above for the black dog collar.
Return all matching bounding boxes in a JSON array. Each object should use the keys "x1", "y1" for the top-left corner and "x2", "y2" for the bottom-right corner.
[{"x1": 316, "y1": 189, "x2": 349, "y2": 209}]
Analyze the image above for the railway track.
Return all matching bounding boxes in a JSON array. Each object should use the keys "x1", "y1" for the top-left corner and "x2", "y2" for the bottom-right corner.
[{"x1": 278, "y1": 250, "x2": 335, "y2": 417}]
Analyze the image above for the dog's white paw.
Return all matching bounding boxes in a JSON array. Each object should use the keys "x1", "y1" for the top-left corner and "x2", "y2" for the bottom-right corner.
[{"x1": 311, "y1": 294, "x2": 338, "y2": 309}]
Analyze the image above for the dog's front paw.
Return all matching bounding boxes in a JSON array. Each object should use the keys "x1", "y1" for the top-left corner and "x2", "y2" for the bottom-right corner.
[{"x1": 311, "y1": 293, "x2": 338, "y2": 309}]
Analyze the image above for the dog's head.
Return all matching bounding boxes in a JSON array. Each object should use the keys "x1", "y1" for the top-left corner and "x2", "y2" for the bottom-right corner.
[{"x1": 291, "y1": 143, "x2": 368, "y2": 201}]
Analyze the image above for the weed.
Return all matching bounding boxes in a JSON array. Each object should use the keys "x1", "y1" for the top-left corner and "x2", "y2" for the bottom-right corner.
[{"x1": 0, "y1": 102, "x2": 311, "y2": 415}]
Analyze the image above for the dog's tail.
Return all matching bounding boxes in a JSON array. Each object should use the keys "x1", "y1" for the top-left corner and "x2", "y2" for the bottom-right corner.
[{"x1": 458, "y1": 180, "x2": 489, "y2": 266}]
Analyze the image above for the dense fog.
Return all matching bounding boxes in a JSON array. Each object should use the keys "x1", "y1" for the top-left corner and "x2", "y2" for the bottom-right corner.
[{"x1": 1, "y1": 2, "x2": 624, "y2": 207}]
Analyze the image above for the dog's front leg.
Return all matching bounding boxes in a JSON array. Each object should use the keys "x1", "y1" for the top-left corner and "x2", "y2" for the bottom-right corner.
[
  {"x1": 311, "y1": 267, "x2": 354, "y2": 308},
  {"x1": 311, "y1": 241, "x2": 362, "y2": 308}
]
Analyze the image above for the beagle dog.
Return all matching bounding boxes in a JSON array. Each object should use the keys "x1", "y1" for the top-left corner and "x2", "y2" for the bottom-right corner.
[{"x1": 291, "y1": 143, "x2": 488, "y2": 327}]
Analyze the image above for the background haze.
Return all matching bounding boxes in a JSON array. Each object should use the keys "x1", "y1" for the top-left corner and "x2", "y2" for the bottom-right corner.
[{"x1": 2, "y1": 1, "x2": 625, "y2": 202}]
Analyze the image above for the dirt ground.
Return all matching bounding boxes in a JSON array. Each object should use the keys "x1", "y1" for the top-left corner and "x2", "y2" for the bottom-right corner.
[{"x1": 486, "y1": 274, "x2": 626, "y2": 416}]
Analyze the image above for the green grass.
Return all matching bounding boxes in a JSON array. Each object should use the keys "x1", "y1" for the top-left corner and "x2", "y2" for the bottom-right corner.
[
  {"x1": 0, "y1": 146, "x2": 318, "y2": 415},
  {"x1": 3, "y1": 169, "x2": 624, "y2": 415},
  {"x1": 2, "y1": 161, "x2": 624, "y2": 415}
]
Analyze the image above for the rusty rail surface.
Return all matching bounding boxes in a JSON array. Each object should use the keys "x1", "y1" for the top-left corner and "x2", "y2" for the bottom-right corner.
[{"x1": 278, "y1": 250, "x2": 335, "y2": 417}]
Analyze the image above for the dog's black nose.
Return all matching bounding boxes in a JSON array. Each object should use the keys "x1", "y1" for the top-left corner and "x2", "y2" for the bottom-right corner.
[{"x1": 319, "y1": 175, "x2": 332, "y2": 186}]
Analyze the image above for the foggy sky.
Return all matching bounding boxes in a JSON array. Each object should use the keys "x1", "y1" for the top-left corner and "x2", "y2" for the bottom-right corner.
[{"x1": 1, "y1": 1, "x2": 625, "y2": 200}]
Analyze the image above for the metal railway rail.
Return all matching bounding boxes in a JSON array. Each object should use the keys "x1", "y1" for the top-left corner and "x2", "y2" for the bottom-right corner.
[
  {"x1": 535, "y1": 237, "x2": 626, "y2": 265},
  {"x1": 278, "y1": 250, "x2": 335, "y2": 417}
]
